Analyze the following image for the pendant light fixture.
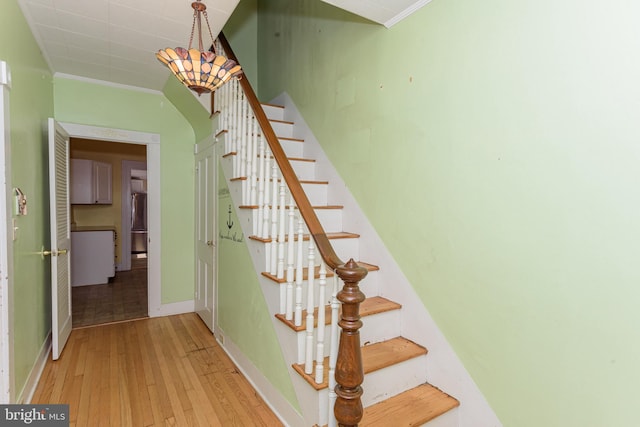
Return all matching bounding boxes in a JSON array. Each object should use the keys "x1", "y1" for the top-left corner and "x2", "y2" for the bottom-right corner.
[{"x1": 156, "y1": 1, "x2": 242, "y2": 95}]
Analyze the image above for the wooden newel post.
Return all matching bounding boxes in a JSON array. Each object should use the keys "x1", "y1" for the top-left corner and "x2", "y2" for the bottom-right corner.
[{"x1": 334, "y1": 258, "x2": 368, "y2": 427}]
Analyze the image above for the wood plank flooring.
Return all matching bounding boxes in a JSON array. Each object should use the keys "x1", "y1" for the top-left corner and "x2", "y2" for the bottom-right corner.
[{"x1": 32, "y1": 313, "x2": 283, "y2": 427}]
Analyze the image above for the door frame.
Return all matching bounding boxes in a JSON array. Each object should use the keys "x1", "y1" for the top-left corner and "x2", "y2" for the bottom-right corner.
[
  {"x1": 58, "y1": 122, "x2": 163, "y2": 315},
  {"x1": 0, "y1": 60, "x2": 14, "y2": 403}
]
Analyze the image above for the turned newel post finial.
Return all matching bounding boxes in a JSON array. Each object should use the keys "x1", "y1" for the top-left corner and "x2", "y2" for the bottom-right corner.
[{"x1": 334, "y1": 258, "x2": 368, "y2": 427}]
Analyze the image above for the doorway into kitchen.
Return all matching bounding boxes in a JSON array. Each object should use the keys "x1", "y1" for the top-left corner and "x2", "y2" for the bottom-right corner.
[{"x1": 69, "y1": 138, "x2": 148, "y2": 328}]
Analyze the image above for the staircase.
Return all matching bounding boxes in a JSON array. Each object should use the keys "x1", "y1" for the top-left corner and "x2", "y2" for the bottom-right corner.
[{"x1": 214, "y1": 63, "x2": 460, "y2": 425}]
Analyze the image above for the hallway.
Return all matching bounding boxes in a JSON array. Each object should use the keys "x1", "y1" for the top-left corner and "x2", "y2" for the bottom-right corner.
[{"x1": 32, "y1": 313, "x2": 282, "y2": 426}]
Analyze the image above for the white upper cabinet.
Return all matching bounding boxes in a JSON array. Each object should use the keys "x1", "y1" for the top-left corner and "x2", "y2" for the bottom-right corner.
[{"x1": 70, "y1": 158, "x2": 112, "y2": 204}]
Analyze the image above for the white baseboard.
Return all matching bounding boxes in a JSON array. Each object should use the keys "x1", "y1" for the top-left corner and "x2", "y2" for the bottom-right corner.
[
  {"x1": 214, "y1": 326, "x2": 304, "y2": 427},
  {"x1": 19, "y1": 332, "x2": 51, "y2": 404},
  {"x1": 149, "y1": 299, "x2": 195, "y2": 318}
]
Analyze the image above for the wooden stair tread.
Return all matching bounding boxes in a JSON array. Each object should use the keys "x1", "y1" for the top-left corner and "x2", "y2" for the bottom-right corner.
[
  {"x1": 262, "y1": 262, "x2": 377, "y2": 284},
  {"x1": 269, "y1": 118, "x2": 294, "y2": 125},
  {"x1": 228, "y1": 175, "x2": 328, "y2": 185},
  {"x1": 249, "y1": 231, "x2": 359, "y2": 243},
  {"x1": 360, "y1": 384, "x2": 459, "y2": 426},
  {"x1": 240, "y1": 204, "x2": 344, "y2": 210},
  {"x1": 293, "y1": 337, "x2": 426, "y2": 390},
  {"x1": 276, "y1": 296, "x2": 399, "y2": 332},
  {"x1": 278, "y1": 136, "x2": 304, "y2": 142}
]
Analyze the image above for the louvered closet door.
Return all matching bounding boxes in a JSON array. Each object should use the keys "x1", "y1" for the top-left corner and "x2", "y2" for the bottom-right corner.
[{"x1": 48, "y1": 119, "x2": 72, "y2": 360}]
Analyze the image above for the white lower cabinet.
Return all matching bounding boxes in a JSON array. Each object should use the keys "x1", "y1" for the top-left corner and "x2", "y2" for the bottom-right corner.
[{"x1": 71, "y1": 230, "x2": 115, "y2": 286}]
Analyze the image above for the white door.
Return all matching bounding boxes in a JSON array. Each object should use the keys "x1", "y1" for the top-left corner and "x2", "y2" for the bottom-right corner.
[
  {"x1": 48, "y1": 118, "x2": 72, "y2": 360},
  {"x1": 195, "y1": 139, "x2": 216, "y2": 331}
]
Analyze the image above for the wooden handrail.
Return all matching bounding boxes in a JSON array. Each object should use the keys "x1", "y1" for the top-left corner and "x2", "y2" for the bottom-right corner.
[{"x1": 218, "y1": 33, "x2": 368, "y2": 426}]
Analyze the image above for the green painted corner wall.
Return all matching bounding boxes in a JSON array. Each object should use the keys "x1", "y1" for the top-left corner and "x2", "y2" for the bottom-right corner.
[
  {"x1": 162, "y1": 77, "x2": 212, "y2": 143},
  {"x1": 53, "y1": 78, "x2": 196, "y2": 304},
  {"x1": 216, "y1": 166, "x2": 299, "y2": 410},
  {"x1": 0, "y1": 0, "x2": 54, "y2": 399},
  {"x1": 224, "y1": 0, "x2": 259, "y2": 93},
  {"x1": 256, "y1": 0, "x2": 640, "y2": 426}
]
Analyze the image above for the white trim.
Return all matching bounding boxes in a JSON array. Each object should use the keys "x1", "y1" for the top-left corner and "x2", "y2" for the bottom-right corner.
[
  {"x1": 60, "y1": 122, "x2": 160, "y2": 145},
  {"x1": 214, "y1": 325, "x2": 304, "y2": 427},
  {"x1": 54, "y1": 73, "x2": 164, "y2": 96},
  {"x1": 383, "y1": 0, "x2": 433, "y2": 28},
  {"x1": 58, "y1": 123, "x2": 164, "y2": 320},
  {"x1": 18, "y1": 333, "x2": 51, "y2": 404},
  {"x1": 150, "y1": 299, "x2": 195, "y2": 318},
  {"x1": 0, "y1": 60, "x2": 13, "y2": 404}
]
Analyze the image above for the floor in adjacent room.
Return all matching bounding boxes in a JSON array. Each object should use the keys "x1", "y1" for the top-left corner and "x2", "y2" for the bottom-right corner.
[{"x1": 72, "y1": 257, "x2": 148, "y2": 328}]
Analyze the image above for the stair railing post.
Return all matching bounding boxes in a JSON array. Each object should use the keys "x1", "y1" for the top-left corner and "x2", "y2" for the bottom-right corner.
[{"x1": 334, "y1": 259, "x2": 368, "y2": 427}]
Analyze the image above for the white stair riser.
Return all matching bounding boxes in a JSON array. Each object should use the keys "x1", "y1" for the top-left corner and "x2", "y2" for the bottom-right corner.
[
  {"x1": 290, "y1": 159, "x2": 316, "y2": 180},
  {"x1": 262, "y1": 104, "x2": 284, "y2": 121},
  {"x1": 361, "y1": 355, "x2": 429, "y2": 407},
  {"x1": 301, "y1": 182, "x2": 327, "y2": 205},
  {"x1": 270, "y1": 120, "x2": 294, "y2": 138},
  {"x1": 329, "y1": 237, "x2": 360, "y2": 262},
  {"x1": 315, "y1": 209, "x2": 343, "y2": 233},
  {"x1": 360, "y1": 309, "x2": 401, "y2": 346},
  {"x1": 420, "y1": 407, "x2": 459, "y2": 427},
  {"x1": 279, "y1": 138, "x2": 304, "y2": 158}
]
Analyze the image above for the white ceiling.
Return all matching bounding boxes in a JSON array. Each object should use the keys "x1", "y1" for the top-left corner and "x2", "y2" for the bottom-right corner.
[
  {"x1": 17, "y1": 0, "x2": 240, "y2": 92},
  {"x1": 17, "y1": 0, "x2": 428, "y2": 92}
]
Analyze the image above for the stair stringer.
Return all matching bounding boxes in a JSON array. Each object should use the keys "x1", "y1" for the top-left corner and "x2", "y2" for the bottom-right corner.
[
  {"x1": 270, "y1": 92, "x2": 503, "y2": 427},
  {"x1": 216, "y1": 132, "x2": 333, "y2": 427}
]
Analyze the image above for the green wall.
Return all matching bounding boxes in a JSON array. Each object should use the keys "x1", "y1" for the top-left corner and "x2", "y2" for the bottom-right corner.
[
  {"x1": 54, "y1": 78, "x2": 196, "y2": 304},
  {"x1": 0, "y1": 0, "x2": 54, "y2": 400},
  {"x1": 224, "y1": 0, "x2": 259, "y2": 93},
  {"x1": 257, "y1": 0, "x2": 640, "y2": 425},
  {"x1": 162, "y1": 77, "x2": 212, "y2": 143},
  {"x1": 216, "y1": 167, "x2": 299, "y2": 409}
]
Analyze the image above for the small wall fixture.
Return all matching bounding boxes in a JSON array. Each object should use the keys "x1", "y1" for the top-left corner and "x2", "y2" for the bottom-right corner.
[{"x1": 156, "y1": 1, "x2": 242, "y2": 95}]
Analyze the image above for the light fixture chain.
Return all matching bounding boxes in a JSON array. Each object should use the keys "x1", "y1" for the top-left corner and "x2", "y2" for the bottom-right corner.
[
  {"x1": 188, "y1": 8, "x2": 198, "y2": 50},
  {"x1": 203, "y1": 10, "x2": 217, "y2": 53}
]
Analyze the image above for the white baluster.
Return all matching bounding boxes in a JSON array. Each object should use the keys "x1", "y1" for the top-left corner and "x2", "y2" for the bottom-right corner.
[
  {"x1": 231, "y1": 81, "x2": 239, "y2": 177},
  {"x1": 285, "y1": 199, "x2": 295, "y2": 321},
  {"x1": 294, "y1": 217, "x2": 304, "y2": 327},
  {"x1": 240, "y1": 92, "x2": 247, "y2": 178},
  {"x1": 328, "y1": 274, "x2": 340, "y2": 427},
  {"x1": 276, "y1": 179, "x2": 286, "y2": 280},
  {"x1": 257, "y1": 134, "x2": 265, "y2": 238},
  {"x1": 269, "y1": 163, "x2": 278, "y2": 275},
  {"x1": 263, "y1": 154, "x2": 271, "y2": 269},
  {"x1": 250, "y1": 117, "x2": 258, "y2": 207},
  {"x1": 315, "y1": 263, "x2": 327, "y2": 384},
  {"x1": 305, "y1": 238, "x2": 316, "y2": 374}
]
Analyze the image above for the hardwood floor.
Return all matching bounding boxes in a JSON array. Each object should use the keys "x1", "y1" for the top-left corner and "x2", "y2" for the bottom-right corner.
[
  {"x1": 72, "y1": 259, "x2": 148, "y2": 328},
  {"x1": 32, "y1": 313, "x2": 283, "y2": 427}
]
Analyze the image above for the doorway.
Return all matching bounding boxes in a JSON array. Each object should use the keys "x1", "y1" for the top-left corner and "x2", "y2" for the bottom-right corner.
[{"x1": 69, "y1": 139, "x2": 148, "y2": 328}]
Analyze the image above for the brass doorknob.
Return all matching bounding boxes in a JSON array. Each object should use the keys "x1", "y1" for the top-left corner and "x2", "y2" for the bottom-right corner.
[{"x1": 206, "y1": 240, "x2": 213, "y2": 247}]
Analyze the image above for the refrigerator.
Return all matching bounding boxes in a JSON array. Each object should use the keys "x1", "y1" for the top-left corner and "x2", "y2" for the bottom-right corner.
[{"x1": 131, "y1": 192, "x2": 147, "y2": 254}]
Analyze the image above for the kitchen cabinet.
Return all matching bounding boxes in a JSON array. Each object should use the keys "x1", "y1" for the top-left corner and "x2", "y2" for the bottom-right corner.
[
  {"x1": 71, "y1": 229, "x2": 116, "y2": 286},
  {"x1": 70, "y1": 158, "x2": 112, "y2": 204}
]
